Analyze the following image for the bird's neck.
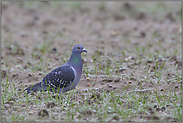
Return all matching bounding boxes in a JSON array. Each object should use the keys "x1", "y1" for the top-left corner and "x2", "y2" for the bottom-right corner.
[{"x1": 68, "y1": 52, "x2": 83, "y2": 70}]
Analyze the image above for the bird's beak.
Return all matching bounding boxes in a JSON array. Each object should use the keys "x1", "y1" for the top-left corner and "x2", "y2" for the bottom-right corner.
[{"x1": 83, "y1": 48, "x2": 87, "y2": 53}]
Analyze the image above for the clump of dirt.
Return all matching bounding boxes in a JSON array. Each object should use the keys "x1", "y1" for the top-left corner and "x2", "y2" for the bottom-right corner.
[
  {"x1": 100, "y1": 79, "x2": 113, "y2": 82},
  {"x1": 46, "y1": 102, "x2": 56, "y2": 108},
  {"x1": 1, "y1": 70, "x2": 7, "y2": 78},
  {"x1": 38, "y1": 109, "x2": 49, "y2": 117}
]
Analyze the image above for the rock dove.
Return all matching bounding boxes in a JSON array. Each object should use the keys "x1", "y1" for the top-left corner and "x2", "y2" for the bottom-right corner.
[{"x1": 24, "y1": 44, "x2": 87, "y2": 95}]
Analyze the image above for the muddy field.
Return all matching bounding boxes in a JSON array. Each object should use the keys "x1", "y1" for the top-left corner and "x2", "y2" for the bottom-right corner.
[{"x1": 1, "y1": 2, "x2": 182, "y2": 122}]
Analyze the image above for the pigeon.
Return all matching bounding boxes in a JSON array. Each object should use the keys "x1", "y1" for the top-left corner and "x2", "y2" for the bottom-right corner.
[{"x1": 24, "y1": 44, "x2": 87, "y2": 95}]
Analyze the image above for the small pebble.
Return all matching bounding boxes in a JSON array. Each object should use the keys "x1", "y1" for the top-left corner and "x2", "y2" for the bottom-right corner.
[
  {"x1": 83, "y1": 89, "x2": 88, "y2": 92},
  {"x1": 78, "y1": 100, "x2": 81, "y2": 103},
  {"x1": 28, "y1": 73, "x2": 32, "y2": 77},
  {"x1": 147, "y1": 60, "x2": 153, "y2": 63},
  {"x1": 17, "y1": 88, "x2": 22, "y2": 91},
  {"x1": 38, "y1": 72, "x2": 43, "y2": 75},
  {"x1": 29, "y1": 111, "x2": 34, "y2": 115},
  {"x1": 23, "y1": 65, "x2": 27, "y2": 69},
  {"x1": 161, "y1": 106, "x2": 166, "y2": 112},
  {"x1": 137, "y1": 82, "x2": 141, "y2": 85},
  {"x1": 114, "y1": 78, "x2": 120, "y2": 82},
  {"x1": 12, "y1": 73, "x2": 18, "y2": 77},
  {"x1": 153, "y1": 105, "x2": 157, "y2": 108},
  {"x1": 113, "y1": 115, "x2": 120, "y2": 121},
  {"x1": 86, "y1": 77, "x2": 90, "y2": 81},
  {"x1": 108, "y1": 85, "x2": 113, "y2": 88},
  {"x1": 175, "y1": 85, "x2": 178, "y2": 88},
  {"x1": 128, "y1": 81, "x2": 132, "y2": 84},
  {"x1": 21, "y1": 104, "x2": 26, "y2": 107},
  {"x1": 17, "y1": 58, "x2": 23, "y2": 63},
  {"x1": 156, "y1": 107, "x2": 161, "y2": 111},
  {"x1": 52, "y1": 47, "x2": 57, "y2": 53}
]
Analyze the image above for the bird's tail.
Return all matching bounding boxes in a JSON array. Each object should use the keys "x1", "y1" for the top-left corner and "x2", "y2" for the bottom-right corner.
[{"x1": 24, "y1": 82, "x2": 47, "y2": 94}]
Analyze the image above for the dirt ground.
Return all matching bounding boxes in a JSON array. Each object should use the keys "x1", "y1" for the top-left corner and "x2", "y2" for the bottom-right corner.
[{"x1": 1, "y1": 2, "x2": 182, "y2": 122}]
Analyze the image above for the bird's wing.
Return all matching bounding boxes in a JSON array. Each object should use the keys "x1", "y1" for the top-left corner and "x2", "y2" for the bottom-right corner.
[{"x1": 41, "y1": 64, "x2": 75, "y2": 91}]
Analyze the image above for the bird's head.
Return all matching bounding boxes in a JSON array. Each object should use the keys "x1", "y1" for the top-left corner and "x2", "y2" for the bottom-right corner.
[{"x1": 73, "y1": 44, "x2": 87, "y2": 54}]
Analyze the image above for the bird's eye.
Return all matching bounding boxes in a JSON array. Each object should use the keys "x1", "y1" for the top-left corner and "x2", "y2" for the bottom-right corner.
[{"x1": 78, "y1": 47, "x2": 80, "y2": 49}]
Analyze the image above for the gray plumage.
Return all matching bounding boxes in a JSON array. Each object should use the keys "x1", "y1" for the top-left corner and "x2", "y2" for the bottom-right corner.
[{"x1": 24, "y1": 44, "x2": 87, "y2": 94}]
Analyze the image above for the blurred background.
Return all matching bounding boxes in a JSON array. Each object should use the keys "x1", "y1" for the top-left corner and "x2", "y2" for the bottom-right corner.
[{"x1": 1, "y1": 1, "x2": 181, "y2": 71}]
